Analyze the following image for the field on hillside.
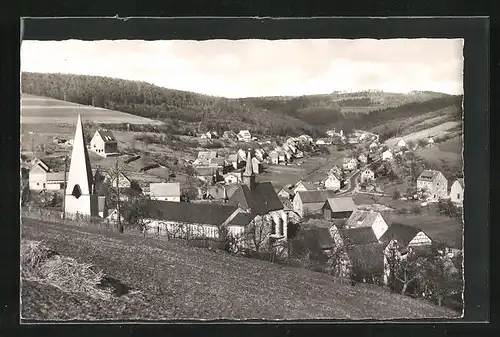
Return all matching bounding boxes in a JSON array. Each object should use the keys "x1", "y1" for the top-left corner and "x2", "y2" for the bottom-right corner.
[
  {"x1": 384, "y1": 122, "x2": 462, "y2": 148},
  {"x1": 416, "y1": 137, "x2": 463, "y2": 170},
  {"x1": 21, "y1": 218, "x2": 457, "y2": 321},
  {"x1": 21, "y1": 95, "x2": 162, "y2": 125},
  {"x1": 257, "y1": 149, "x2": 345, "y2": 189}
]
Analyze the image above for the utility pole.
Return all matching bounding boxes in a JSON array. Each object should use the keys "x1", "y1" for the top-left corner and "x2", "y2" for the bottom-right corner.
[
  {"x1": 62, "y1": 155, "x2": 68, "y2": 220},
  {"x1": 115, "y1": 158, "x2": 123, "y2": 233}
]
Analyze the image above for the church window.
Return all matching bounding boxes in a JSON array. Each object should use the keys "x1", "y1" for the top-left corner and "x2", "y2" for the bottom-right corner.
[{"x1": 72, "y1": 184, "x2": 82, "y2": 199}]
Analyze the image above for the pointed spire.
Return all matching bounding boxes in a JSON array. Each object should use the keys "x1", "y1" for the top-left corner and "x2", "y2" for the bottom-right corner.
[
  {"x1": 243, "y1": 150, "x2": 254, "y2": 177},
  {"x1": 66, "y1": 114, "x2": 93, "y2": 196}
]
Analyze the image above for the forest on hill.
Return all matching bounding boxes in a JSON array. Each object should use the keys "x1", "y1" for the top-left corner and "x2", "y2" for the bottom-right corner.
[{"x1": 21, "y1": 72, "x2": 462, "y2": 139}]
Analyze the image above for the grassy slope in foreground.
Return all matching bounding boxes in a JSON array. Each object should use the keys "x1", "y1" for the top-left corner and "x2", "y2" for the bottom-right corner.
[{"x1": 21, "y1": 218, "x2": 457, "y2": 321}]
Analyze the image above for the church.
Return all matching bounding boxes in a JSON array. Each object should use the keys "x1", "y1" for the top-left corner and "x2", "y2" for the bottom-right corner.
[{"x1": 64, "y1": 114, "x2": 99, "y2": 219}]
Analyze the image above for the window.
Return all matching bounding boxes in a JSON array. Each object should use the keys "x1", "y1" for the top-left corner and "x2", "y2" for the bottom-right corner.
[
  {"x1": 457, "y1": 193, "x2": 460, "y2": 199},
  {"x1": 71, "y1": 184, "x2": 82, "y2": 199}
]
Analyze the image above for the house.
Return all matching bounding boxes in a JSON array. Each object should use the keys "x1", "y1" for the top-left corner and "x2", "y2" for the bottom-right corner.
[
  {"x1": 28, "y1": 159, "x2": 65, "y2": 191},
  {"x1": 358, "y1": 133, "x2": 368, "y2": 141},
  {"x1": 278, "y1": 184, "x2": 295, "y2": 200},
  {"x1": 90, "y1": 130, "x2": 119, "y2": 157},
  {"x1": 269, "y1": 150, "x2": 279, "y2": 165},
  {"x1": 227, "y1": 154, "x2": 239, "y2": 170},
  {"x1": 293, "y1": 190, "x2": 338, "y2": 217},
  {"x1": 342, "y1": 157, "x2": 358, "y2": 171},
  {"x1": 143, "y1": 200, "x2": 243, "y2": 239},
  {"x1": 416, "y1": 169, "x2": 448, "y2": 201},
  {"x1": 329, "y1": 165, "x2": 343, "y2": 178},
  {"x1": 345, "y1": 210, "x2": 388, "y2": 241},
  {"x1": 326, "y1": 130, "x2": 336, "y2": 137},
  {"x1": 396, "y1": 138, "x2": 407, "y2": 148},
  {"x1": 323, "y1": 174, "x2": 341, "y2": 191},
  {"x1": 357, "y1": 154, "x2": 368, "y2": 165},
  {"x1": 205, "y1": 183, "x2": 239, "y2": 201},
  {"x1": 298, "y1": 134, "x2": 313, "y2": 144},
  {"x1": 360, "y1": 168, "x2": 375, "y2": 183},
  {"x1": 210, "y1": 157, "x2": 231, "y2": 175},
  {"x1": 237, "y1": 149, "x2": 247, "y2": 162},
  {"x1": 382, "y1": 150, "x2": 393, "y2": 161},
  {"x1": 149, "y1": 182, "x2": 181, "y2": 202},
  {"x1": 222, "y1": 130, "x2": 237, "y2": 140},
  {"x1": 105, "y1": 171, "x2": 131, "y2": 189},
  {"x1": 379, "y1": 223, "x2": 433, "y2": 249},
  {"x1": 250, "y1": 157, "x2": 261, "y2": 174},
  {"x1": 237, "y1": 130, "x2": 252, "y2": 142},
  {"x1": 254, "y1": 148, "x2": 266, "y2": 162},
  {"x1": 293, "y1": 180, "x2": 318, "y2": 194},
  {"x1": 322, "y1": 197, "x2": 356, "y2": 220},
  {"x1": 347, "y1": 137, "x2": 359, "y2": 145},
  {"x1": 284, "y1": 150, "x2": 293, "y2": 163},
  {"x1": 316, "y1": 139, "x2": 329, "y2": 146},
  {"x1": 194, "y1": 151, "x2": 218, "y2": 166},
  {"x1": 369, "y1": 142, "x2": 379, "y2": 151},
  {"x1": 294, "y1": 150, "x2": 304, "y2": 159},
  {"x1": 450, "y1": 178, "x2": 464, "y2": 205},
  {"x1": 195, "y1": 166, "x2": 219, "y2": 184},
  {"x1": 427, "y1": 137, "x2": 435, "y2": 146},
  {"x1": 224, "y1": 172, "x2": 242, "y2": 185},
  {"x1": 278, "y1": 150, "x2": 286, "y2": 164},
  {"x1": 200, "y1": 131, "x2": 218, "y2": 139}
]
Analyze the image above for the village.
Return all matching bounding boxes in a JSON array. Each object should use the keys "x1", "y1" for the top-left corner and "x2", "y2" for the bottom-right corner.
[{"x1": 21, "y1": 109, "x2": 464, "y2": 311}]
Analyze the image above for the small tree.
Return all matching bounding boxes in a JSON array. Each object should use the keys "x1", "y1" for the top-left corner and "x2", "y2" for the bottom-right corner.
[
  {"x1": 243, "y1": 216, "x2": 272, "y2": 253},
  {"x1": 122, "y1": 194, "x2": 150, "y2": 232},
  {"x1": 392, "y1": 189, "x2": 401, "y2": 200}
]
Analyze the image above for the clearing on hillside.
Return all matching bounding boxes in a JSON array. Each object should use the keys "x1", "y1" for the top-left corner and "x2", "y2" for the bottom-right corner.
[
  {"x1": 384, "y1": 122, "x2": 461, "y2": 149},
  {"x1": 21, "y1": 94, "x2": 163, "y2": 125},
  {"x1": 21, "y1": 218, "x2": 458, "y2": 321}
]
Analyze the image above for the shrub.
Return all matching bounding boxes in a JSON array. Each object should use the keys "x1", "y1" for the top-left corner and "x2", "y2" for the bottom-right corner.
[
  {"x1": 410, "y1": 205, "x2": 422, "y2": 214},
  {"x1": 392, "y1": 190, "x2": 401, "y2": 200}
]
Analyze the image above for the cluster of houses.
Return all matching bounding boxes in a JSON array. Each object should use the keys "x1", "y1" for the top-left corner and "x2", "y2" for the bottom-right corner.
[{"x1": 200, "y1": 129, "x2": 254, "y2": 142}]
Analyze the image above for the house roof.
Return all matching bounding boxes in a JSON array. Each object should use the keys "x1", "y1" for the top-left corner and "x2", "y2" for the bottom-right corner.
[
  {"x1": 379, "y1": 223, "x2": 424, "y2": 248},
  {"x1": 455, "y1": 178, "x2": 464, "y2": 189},
  {"x1": 296, "y1": 181, "x2": 318, "y2": 191},
  {"x1": 345, "y1": 210, "x2": 383, "y2": 228},
  {"x1": 417, "y1": 170, "x2": 442, "y2": 182},
  {"x1": 46, "y1": 172, "x2": 65, "y2": 182},
  {"x1": 195, "y1": 166, "x2": 218, "y2": 176},
  {"x1": 227, "y1": 182, "x2": 283, "y2": 215},
  {"x1": 197, "y1": 151, "x2": 218, "y2": 160},
  {"x1": 228, "y1": 212, "x2": 254, "y2": 227},
  {"x1": 339, "y1": 227, "x2": 379, "y2": 245},
  {"x1": 97, "y1": 130, "x2": 117, "y2": 143},
  {"x1": 144, "y1": 200, "x2": 239, "y2": 226},
  {"x1": 210, "y1": 157, "x2": 228, "y2": 166},
  {"x1": 344, "y1": 243, "x2": 385, "y2": 277},
  {"x1": 324, "y1": 197, "x2": 356, "y2": 213},
  {"x1": 343, "y1": 157, "x2": 356, "y2": 164},
  {"x1": 150, "y1": 182, "x2": 181, "y2": 198},
  {"x1": 31, "y1": 159, "x2": 50, "y2": 172},
  {"x1": 296, "y1": 190, "x2": 338, "y2": 204},
  {"x1": 225, "y1": 184, "x2": 240, "y2": 199}
]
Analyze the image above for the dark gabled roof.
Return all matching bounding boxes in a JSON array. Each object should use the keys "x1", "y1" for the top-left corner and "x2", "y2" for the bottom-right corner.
[
  {"x1": 345, "y1": 243, "x2": 385, "y2": 277},
  {"x1": 302, "y1": 227, "x2": 334, "y2": 250},
  {"x1": 228, "y1": 212, "x2": 254, "y2": 227},
  {"x1": 379, "y1": 223, "x2": 423, "y2": 248},
  {"x1": 324, "y1": 197, "x2": 356, "y2": 213},
  {"x1": 46, "y1": 172, "x2": 65, "y2": 182},
  {"x1": 97, "y1": 130, "x2": 117, "y2": 143},
  {"x1": 144, "y1": 200, "x2": 238, "y2": 226},
  {"x1": 195, "y1": 166, "x2": 218, "y2": 176},
  {"x1": 339, "y1": 227, "x2": 378, "y2": 246},
  {"x1": 455, "y1": 178, "x2": 464, "y2": 189},
  {"x1": 150, "y1": 182, "x2": 181, "y2": 198},
  {"x1": 345, "y1": 210, "x2": 383, "y2": 228},
  {"x1": 417, "y1": 170, "x2": 442, "y2": 182},
  {"x1": 227, "y1": 182, "x2": 283, "y2": 215},
  {"x1": 296, "y1": 190, "x2": 338, "y2": 204}
]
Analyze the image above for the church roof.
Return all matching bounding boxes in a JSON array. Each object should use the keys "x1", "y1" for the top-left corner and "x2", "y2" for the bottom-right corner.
[
  {"x1": 66, "y1": 114, "x2": 93, "y2": 195},
  {"x1": 227, "y1": 182, "x2": 283, "y2": 216},
  {"x1": 96, "y1": 130, "x2": 117, "y2": 143}
]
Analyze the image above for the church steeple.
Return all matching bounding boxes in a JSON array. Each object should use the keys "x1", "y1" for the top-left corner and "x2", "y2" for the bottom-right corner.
[
  {"x1": 242, "y1": 149, "x2": 256, "y2": 190},
  {"x1": 64, "y1": 114, "x2": 98, "y2": 218}
]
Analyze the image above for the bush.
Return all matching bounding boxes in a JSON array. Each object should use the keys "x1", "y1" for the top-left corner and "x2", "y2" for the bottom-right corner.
[
  {"x1": 392, "y1": 190, "x2": 401, "y2": 200},
  {"x1": 410, "y1": 205, "x2": 422, "y2": 214}
]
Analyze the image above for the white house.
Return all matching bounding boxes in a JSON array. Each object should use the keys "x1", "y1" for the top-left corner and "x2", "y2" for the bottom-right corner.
[
  {"x1": 449, "y1": 178, "x2": 464, "y2": 205},
  {"x1": 29, "y1": 159, "x2": 65, "y2": 191},
  {"x1": 345, "y1": 210, "x2": 389, "y2": 241},
  {"x1": 105, "y1": 171, "x2": 131, "y2": 189},
  {"x1": 224, "y1": 172, "x2": 242, "y2": 185},
  {"x1": 293, "y1": 190, "x2": 338, "y2": 217},
  {"x1": 342, "y1": 157, "x2": 358, "y2": 171},
  {"x1": 90, "y1": 130, "x2": 119, "y2": 157},
  {"x1": 369, "y1": 141, "x2": 379, "y2": 151},
  {"x1": 251, "y1": 157, "x2": 261, "y2": 174},
  {"x1": 382, "y1": 150, "x2": 393, "y2": 161},
  {"x1": 149, "y1": 182, "x2": 181, "y2": 202},
  {"x1": 396, "y1": 138, "x2": 407, "y2": 148},
  {"x1": 416, "y1": 170, "x2": 448, "y2": 202},
  {"x1": 357, "y1": 153, "x2": 368, "y2": 165},
  {"x1": 269, "y1": 150, "x2": 279, "y2": 165},
  {"x1": 293, "y1": 180, "x2": 318, "y2": 194},
  {"x1": 360, "y1": 168, "x2": 375, "y2": 183},
  {"x1": 298, "y1": 134, "x2": 313, "y2": 144},
  {"x1": 237, "y1": 130, "x2": 252, "y2": 142},
  {"x1": 324, "y1": 174, "x2": 341, "y2": 191}
]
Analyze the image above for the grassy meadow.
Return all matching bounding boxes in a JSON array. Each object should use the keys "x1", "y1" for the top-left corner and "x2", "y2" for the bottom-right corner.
[{"x1": 21, "y1": 218, "x2": 457, "y2": 321}]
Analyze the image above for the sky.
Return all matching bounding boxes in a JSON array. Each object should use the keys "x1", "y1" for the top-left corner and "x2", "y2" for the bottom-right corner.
[{"x1": 21, "y1": 39, "x2": 464, "y2": 98}]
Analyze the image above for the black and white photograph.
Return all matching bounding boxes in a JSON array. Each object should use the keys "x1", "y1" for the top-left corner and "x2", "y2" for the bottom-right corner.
[{"x1": 20, "y1": 34, "x2": 465, "y2": 321}]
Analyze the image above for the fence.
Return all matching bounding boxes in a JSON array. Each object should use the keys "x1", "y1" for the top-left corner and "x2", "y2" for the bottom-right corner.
[{"x1": 21, "y1": 206, "x2": 120, "y2": 231}]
